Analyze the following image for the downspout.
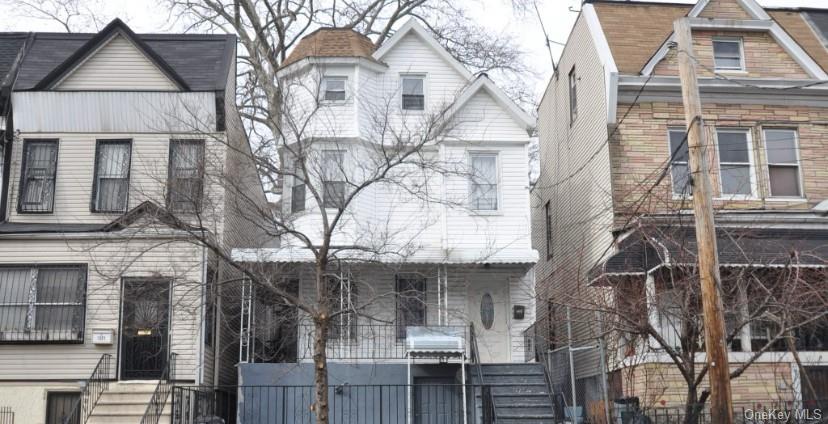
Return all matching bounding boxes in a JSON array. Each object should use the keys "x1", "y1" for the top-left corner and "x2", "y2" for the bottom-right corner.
[
  {"x1": 439, "y1": 143, "x2": 449, "y2": 325},
  {"x1": 197, "y1": 244, "x2": 207, "y2": 386}
]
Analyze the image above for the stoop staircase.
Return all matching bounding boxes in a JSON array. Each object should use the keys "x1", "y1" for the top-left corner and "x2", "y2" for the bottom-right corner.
[
  {"x1": 471, "y1": 363, "x2": 556, "y2": 424},
  {"x1": 87, "y1": 381, "x2": 171, "y2": 424}
]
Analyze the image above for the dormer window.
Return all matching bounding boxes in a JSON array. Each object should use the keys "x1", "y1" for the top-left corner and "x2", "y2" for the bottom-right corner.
[
  {"x1": 401, "y1": 76, "x2": 425, "y2": 111},
  {"x1": 713, "y1": 37, "x2": 744, "y2": 71},
  {"x1": 322, "y1": 77, "x2": 347, "y2": 102}
]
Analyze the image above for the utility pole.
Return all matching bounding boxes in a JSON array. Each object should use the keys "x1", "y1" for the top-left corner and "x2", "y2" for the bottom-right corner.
[{"x1": 673, "y1": 18, "x2": 734, "y2": 424}]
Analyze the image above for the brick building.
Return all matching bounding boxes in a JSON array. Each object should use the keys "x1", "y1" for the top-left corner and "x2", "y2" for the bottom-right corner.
[{"x1": 532, "y1": 0, "x2": 828, "y2": 414}]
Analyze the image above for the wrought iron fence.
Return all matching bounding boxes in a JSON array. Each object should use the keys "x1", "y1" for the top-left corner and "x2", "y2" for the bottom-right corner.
[
  {"x1": 609, "y1": 400, "x2": 828, "y2": 424},
  {"x1": 62, "y1": 353, "x2": 112, "y2": 424},
  {"x1": 173, "y1": 384, "x2": 499, "y2": 424},
  {"x1": 0, "y1": 407, "x2": 12, "y2": 424},
  {"x1": 140, "y1": 352, "x2": 177, "y2": 424},
  {"x1": 296, "y1": 324, "x2": 467, "y2": 360}
]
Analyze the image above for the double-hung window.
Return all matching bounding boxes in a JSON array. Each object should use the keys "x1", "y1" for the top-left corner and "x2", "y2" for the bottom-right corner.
[
  {"x1": 401, "y1": 76, "x2": 425, "y2": 111},
  {"x1": 167, "y1": 139, "x2": 205, "y2": 212},
  {"x1": 0, "y1": 264, "x2": 87, "y2": 343},
  {"x1": 92, "y1": 139, "x2": 132, "y2": 212},
  {"x1": 321, "y1": 150, "x2": 346, "y2": 209},
  {"x1": 713, "y1": 37, "x2": 744, "y2": 71},
  {"x1": 469, "y1": 153, "x2": 498, "y2": 211},
  {"x1": 395, "y1": 275, "x2": 426, "y2": 339},
  {"x1": 569, "y1": 66, "x2": 578, "y2": 124},
  {"x1": 322, "y1": 77, "x2": 347, "y2": 102},
  {"x1": 668, "y1": 128, "x2": 691, "y2": 196},
  {"x1": 19, "y1": 139, "x2": 58, "y2": 213},
  {"x1": 291, "y1": 161, "x2": 306, "y2": 213},
  {"x1": 716, "y1": 129, "x2": 755, "y2": 197},
  {"x1": 764, "y1": 129, "x2": 802, "y2": 198}
]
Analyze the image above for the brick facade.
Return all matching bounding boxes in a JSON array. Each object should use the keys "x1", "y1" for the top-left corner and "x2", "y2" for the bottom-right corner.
[{"x1": 698, "y1": 0, "x2": 754, "y2": 20}]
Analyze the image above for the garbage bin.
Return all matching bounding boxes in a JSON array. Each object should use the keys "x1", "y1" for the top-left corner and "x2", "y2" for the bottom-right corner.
[{"x1": 613, "y1": 397, "x2": 640, "y2": 424}]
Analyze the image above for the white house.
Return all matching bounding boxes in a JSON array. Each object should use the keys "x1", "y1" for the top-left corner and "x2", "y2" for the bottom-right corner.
[{"x1": 0, "y1": 19, "x2": 267, "y2": 424}]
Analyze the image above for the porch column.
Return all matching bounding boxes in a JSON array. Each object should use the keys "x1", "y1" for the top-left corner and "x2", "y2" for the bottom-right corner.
[
  {"x1": 645, "y1": 273, "x2": 660, "y2": 348},
  {"x1": 437, "y1": 264, "x2": 448, "y2": 325}
]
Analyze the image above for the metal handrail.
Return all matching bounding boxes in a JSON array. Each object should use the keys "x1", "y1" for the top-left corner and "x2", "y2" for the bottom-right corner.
[
  {"x1": 469, "y1": 323, "x2": 497, "y2": 423},
  {"x1": 62, "y1": 353, "x2": 112, "y2": 424},
  {"x1": 140, "y1": 352, "x2": 177, "y2": 424}
]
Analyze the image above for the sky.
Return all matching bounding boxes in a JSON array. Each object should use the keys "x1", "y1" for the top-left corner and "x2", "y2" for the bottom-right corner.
[{"x1": 0, "y1": 0, "x2": 827, "y2": 102}]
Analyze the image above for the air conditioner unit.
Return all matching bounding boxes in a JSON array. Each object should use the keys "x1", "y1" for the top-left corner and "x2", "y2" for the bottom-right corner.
[{"x1": 405, "y1": 326, "x2": 464, "y2": 353}]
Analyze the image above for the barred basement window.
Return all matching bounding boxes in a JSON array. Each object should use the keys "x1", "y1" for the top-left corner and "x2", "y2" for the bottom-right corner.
[
  {"x1": 0, "y1": 265, "x2": 87, "y2": 343},
  {"x1": 19, "y1": 139, "x2": 58, "y2": 213},
  {"x1": 167, "y1": 140, "x2": 205, "y2": 212},
  {"x1": 92, "y1": 139, "x2": 132, "y2": 212}
]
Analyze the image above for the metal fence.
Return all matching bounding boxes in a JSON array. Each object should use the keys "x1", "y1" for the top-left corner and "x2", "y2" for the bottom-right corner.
[
  {"x1": 610, "y1": 400, "x2": 828, "y2": 424},
  {"x1": 0, "y1": 407, "x2": 12, "y2": 424},
  {"x1": 173, "y1": 384, "x2": 496, "y2": 424}
]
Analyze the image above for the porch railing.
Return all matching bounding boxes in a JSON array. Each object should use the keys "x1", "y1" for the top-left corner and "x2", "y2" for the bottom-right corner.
[
  {"x1": 62, "y1": 353, "x2": 112, "y2": 424},
  {"x1": 174, "y1": 384, "x2": 499, "y2": 424},
  {"x1": 469, "y1": 323, "x2": 496, "y2": 424},
  {"x1": 0, "y1": 406, "x2": 13, "y2": 424},
  {"x1": 297, "y1": 323, "x2": 467, "y2": 360},
  {"x1": 140, "y1": 352, "x2": 177, "y2": 424}
]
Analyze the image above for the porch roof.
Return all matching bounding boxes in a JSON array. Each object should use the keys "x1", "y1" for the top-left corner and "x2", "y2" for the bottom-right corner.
[
  {"x1": 232, "y1": 246, "x2": 539, "y2": 265},
  {"x1": 589, "y1": 224, "x2": 828, "y2": 284}
]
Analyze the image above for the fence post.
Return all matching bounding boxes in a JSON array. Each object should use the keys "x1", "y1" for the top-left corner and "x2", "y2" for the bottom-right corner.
[{"x1": 567, "y1": 306, "x2": 577, "y2": 421}]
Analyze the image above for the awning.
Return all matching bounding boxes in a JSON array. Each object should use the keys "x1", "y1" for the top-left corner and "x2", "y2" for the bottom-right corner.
[
  {"x1": 589, "y1": 224, "x2": 828, "y2": 284},
  {"x1": 232, "y1": 246, "x2": 539, "y2": 266}
]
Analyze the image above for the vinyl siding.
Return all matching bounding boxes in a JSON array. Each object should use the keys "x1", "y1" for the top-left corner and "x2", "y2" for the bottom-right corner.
[
  {"x1": 0, "y1": 235, "x2": 203, "y2": 381},
  {"x1": 532, "y1": 14, "x2": 614, "y2": 377},
  {"x1": 56, "y1": 34, "x2": 178, "y2": 91}
]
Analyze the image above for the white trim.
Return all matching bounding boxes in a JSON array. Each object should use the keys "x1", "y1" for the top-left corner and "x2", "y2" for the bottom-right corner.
[
  {"x1": 400, "y1": 73, "x2": 427, "y2": 112},
  {"x1": 583, "y1": 4, "x2": 619, "y2": 124},
  {"x1": 712, "y1": 36, "x2": 746, "y2": 72},
  {"x1": 642, "y1": 18, "x2": 828, "y2": 80},
  {"x1": 762, "y1": 127, "x2": 804, "y2": 199},
  {"x1": 373, "y1": 19, "x2": 474, "y2": 81},
  {"x1": 714, "y1": 127, "x2": 758, "y2": 198},
  {"x1": 468, "y1": 151, "x2": 501, "y2": 213},
  {"x1": 277, "y1": 57, "x2": 387, "y2": 79},
  {"x1": 320, "y1": 75, "x2": 349, "y2": 104},
  {"x1": 688, "y1": 0, "x2": 769, "y2": 20}
]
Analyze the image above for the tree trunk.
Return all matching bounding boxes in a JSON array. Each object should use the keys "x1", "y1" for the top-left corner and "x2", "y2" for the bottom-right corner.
[
  {"x1": 684, "y1": 387, "x2": 700, "y2": 424},
  {"x1": 313, "y1": 317, "x2": 330, "y2": 424}
]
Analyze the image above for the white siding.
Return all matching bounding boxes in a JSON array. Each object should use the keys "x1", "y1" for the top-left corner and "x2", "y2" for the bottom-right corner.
[
  {"x1": 56, "y1": 34, "x2": 177, "y2": 91},
  {"x1": 449, "y1": 90, "x2": 529, "y2": 142},
  {"x1": 0, "y1": 236, "x2": 203, "y2": 381}
]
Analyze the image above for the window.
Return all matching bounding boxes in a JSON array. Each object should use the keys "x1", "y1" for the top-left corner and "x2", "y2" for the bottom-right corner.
[
  {"x1": 291, "y1": 161, "x2": 306, "y2": 213},
  {"x1": 545, "y1": 201, "x2": 553, "y2": 260},
  {"x1": 18, "y1": 140, "x2": 58, "y2": 213},
  {"x1": 764, "y1": 129, "x2": 802, "y2": 197},
  {"x1": 568, "y1": 67, "x2": 578, "y2": 124},
  {"x1": 327, "y1": 275, "x2": 358, "y2": 341},
  {"x1": 321, "y1": 150, "x2": 346, "y2": 209},
  {"x1": 322, "y1": 77, "x2": 347, "y2": 102},
  {"x1": 401, "y1": 76, "x2": 425, "y2": 111},
  {"x1": 46, "y1": 392, "x2": 80, "y2": 424},
  {"x1": 204, "y1": 266, "x2": 217, "y2": 348},
  {"x1": 92, "y1": 140, "x2": 131, "y2": 212},
  {"x1": 0, "y1": 265, "x2": 86, "y2": 343},
  {"x1": 469, "y1": 153, "x2": 498, "y2": 211},
  {"x1": 713, "y1": 38, "x2": 744, "y2": 71},
  {"x1": 716, "y1": 129, "x2": 754, "y2": 196},
  {"x1": 167, "y1": 140, "x2": 205, "y2": 212},
  {"x1": 668, "y1": 128, "x2": 691, "y2": 196},
  {"x1": 396, "y1": 275, "x2": 426, "y2": 339}
]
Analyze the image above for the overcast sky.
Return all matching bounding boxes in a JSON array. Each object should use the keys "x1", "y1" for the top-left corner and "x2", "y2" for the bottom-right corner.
[{"x1": 0, "y1": 0, "x2": 826, "y2": 101}]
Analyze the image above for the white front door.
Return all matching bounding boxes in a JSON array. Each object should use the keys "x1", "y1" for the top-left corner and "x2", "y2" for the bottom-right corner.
[{"x1": 467, "y1": 276, "x2": 511, "y2": 363}]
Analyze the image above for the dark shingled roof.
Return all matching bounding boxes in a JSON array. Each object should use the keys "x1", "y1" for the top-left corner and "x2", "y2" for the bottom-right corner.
[
  {"x1": 590, "y1": 224, "x2": 828, "y2": 282},
  {"x1": 0, "y1": 24, "x2": 235, "y2": 91},
  {"x1": 282, "y1": 27, "x2": 379, "y2": 68}
]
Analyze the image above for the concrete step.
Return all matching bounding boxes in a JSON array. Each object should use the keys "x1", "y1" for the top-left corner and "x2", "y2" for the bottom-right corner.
[
  {"x1": 473, "y1": 375, "x2": 547, "y2": 385},
  {"x1": 496, "y1": 406, "x2": 555, "y2": 418},
  {"x1": 490, "y1": 385, "x2": 551, "y2": 396},
  {"x1": 87, "y1": 381, "x2": 171, "y2": 424},
  {"x1": 496, "y1": 419, "x2": 555, "y2": 424},
  {"x1": 87, "y1": 413, "x2": 170, "y2": 424},
  {"x1": 494, "y1": 396, "x2": 553, "y2": 407},
  {"x1": 479, "y1": 363, "x2": 545, "y2": 373}
]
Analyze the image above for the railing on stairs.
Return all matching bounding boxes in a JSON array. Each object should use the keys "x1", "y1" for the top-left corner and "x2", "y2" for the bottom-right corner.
[
  {"x1": 62, "y1": 353, "x2": 112, "y2": 424},
  {"x1": 140, "y1": 352, "x2": 177, "y2": 424},
  {"x1": 523, "y1": 319, "x2": 562, "y2": 421},
  {"x1": 469, "y1": 323, "x2": 497, "y2": 424}
]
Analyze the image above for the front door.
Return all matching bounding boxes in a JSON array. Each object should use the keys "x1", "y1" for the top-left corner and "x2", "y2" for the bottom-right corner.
[
  {"x1": 467, "y1": 276, "x2": 511, "y2": 363},
  {"x1": 120, "y1": 279, "x2": 170, "y2": 380}
]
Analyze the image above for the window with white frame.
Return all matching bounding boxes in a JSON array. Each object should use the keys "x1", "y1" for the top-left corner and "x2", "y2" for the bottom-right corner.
[
  {"x1": 0, "y1": 265, "x2": 86, "y2": 343},
  {"x1": 401, "y1": 75, "x2": 425, "y2": 111},
  {"x1": 716, "y1": 129, "x2": 755, "y2": 196},
  {"x1": 321, "y1": 150, "x2": 346, "y2": 209},
  {"x1": 668, "y1": 128, "x2": 691, "y2": 196},
  {"x1": 469, "y1": 153, "x2": 498, "y2": 211},
  {"x1": 322, "y1": 77, "x2": 347, "y2": 102},
  {"x1": 764, "y1": 129, "x2": 802, "y2": 198},
  {"x1": 569, "y1": 66, "x2": 578, "y2": 124},
  {"x1": 19, "y1": 139, "x2": 58, "y2": 213},
  {"x1": 712, "y1": 37, "x2": 744, "y2": 71},
  {"x1": 92, "y1": 139, "x2": 132, "y2": 212},
  {"x1": 291, "y1": 160, "x2": 306, "y2": 213}
]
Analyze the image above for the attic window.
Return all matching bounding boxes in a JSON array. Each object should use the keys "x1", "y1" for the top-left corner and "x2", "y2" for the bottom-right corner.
[
  {"x1": 401, "y1": 76, "x2": 425, "y2": 111},
  {"x1": 322, "y1": 77, "x2": 347, "y2": 102},
  {"x1": 713, "y1": 38, "x2": 744, "y2": 71}
]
